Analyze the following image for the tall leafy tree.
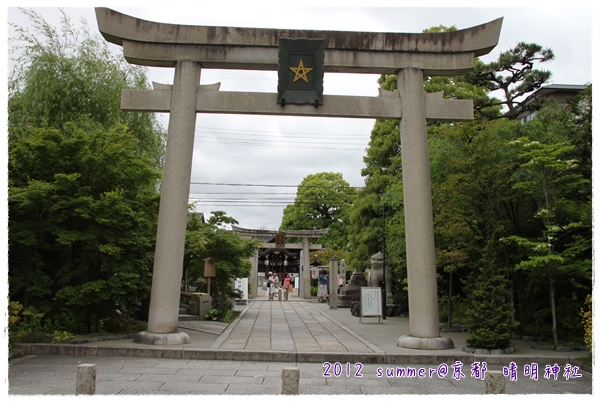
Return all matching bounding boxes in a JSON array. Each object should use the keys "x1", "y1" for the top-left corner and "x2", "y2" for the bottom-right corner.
[
  {"x1": 280, "y1": 172, "x2": 356, "y2": 251},
  {"x1": 8, "y1": 8, "x2": 165, "y2": 170},
  {"x1": 9, "y1": 123, "x2": 160, "y2": 330},
  {"x1": 8, "y1": 8, "x2": 166, "y2": 332},
  {"x1": 431, "y1": 119, "x2": 522, "y2": 328},
  {"x1": 184, "y1": 211, "x2": 260, "y2": 301},
  {"x1": 504, "y1": 105, "x2": 592, "y2": 345}
]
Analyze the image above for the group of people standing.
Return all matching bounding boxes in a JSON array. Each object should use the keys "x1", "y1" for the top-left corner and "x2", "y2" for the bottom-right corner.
[
  {"x1": 265, "y1": 269, "x2": 334, "y2": 302},
  {"x1": 266, "y1": 272, "x2": 293, "y2": 301}
]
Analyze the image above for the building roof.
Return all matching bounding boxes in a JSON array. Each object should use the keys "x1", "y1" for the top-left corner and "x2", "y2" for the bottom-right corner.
[
  {"x1": 517, "y1": 83, "x2": 590, "y2": 119},
  {"x1": 532, "y1": 84, "x2": 590, "y2": 97}
]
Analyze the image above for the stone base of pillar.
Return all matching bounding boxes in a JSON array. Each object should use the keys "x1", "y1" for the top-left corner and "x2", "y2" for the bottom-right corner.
[
  {"x1": 397, "y1": 334, "x2": 454, "y2": 350},
  {"x1": 133, "y1": 331, "x2": 190, "y2": 345}
]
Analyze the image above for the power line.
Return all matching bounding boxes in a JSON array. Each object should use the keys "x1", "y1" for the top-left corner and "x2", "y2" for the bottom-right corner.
[
  {"x1": 190, "y1": 182, "x2": 363, "y2": 189},
  {"x1": 194, "y1": 126, "x2": 369, "y2": 139},
  {"x1": 193, "y1": 138, "x2": 366, "y2": 151}
]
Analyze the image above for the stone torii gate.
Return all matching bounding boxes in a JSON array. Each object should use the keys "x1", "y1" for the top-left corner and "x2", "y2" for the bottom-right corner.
[
  {"x1": 95, "y1": 8, "x2": 502, "y2": 348},
  {"x1": 231, "y1": 226, "x2": 329, "y2": 299}
]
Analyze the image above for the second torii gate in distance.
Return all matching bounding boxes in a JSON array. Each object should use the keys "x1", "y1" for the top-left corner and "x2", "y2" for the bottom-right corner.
[
  {"x1": 231, "y1": 226, "x2": 329, "y2": 300},
  {"x1": 95, "y1": 8, "x2": 502, "y2": 349}
]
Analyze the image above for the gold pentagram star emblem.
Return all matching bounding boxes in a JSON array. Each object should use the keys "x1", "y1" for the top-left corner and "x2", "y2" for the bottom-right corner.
[{"x1": 289, "y1": 59, "x2": 313, "y2": 83}]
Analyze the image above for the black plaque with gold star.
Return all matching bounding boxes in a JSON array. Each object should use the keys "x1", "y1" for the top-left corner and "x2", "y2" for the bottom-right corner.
[{"x1": 277, "y1": 38, "x2": 325, "y2": 106}]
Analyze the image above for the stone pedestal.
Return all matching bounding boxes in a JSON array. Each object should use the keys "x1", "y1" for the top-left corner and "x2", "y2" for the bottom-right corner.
[
  {"x1": 338, "y1": 271, "x2": 368, "y2": 308},
  {"x1": 397, "y1": 334, "x2": 454, "y2": 350},
  {"x1": 133, "y1": 331, "x2": 190, "y2": 345},
  {"x1": 282, "y1": 368, "x2": 300, "y2": 395}
]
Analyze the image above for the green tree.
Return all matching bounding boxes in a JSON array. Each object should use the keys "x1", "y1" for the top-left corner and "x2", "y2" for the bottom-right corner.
[
  {"x1": 8, "y1": 8, "x2": 165, "y2": 170},
  {"x1": 464, "y1": 263, "x2": 518, "y2": 349},
  {"x1": 8, "y1": 123, "x2": 160, "y2": 331},
  {"x1": 7, "y1": 8, "x2": 166, "y2": 333},
  {"x1": 504, "y1": 129, "x2": 591, "y2": 345},
  {"x1": 280, "y1": 172, "x2": 356, "y2": 250},
  {"x1": 183, "y1": 211, "x2": 260, "y2": 301},
  {"x1": 431, "y1": 119, "x2": 523, "y2": 326}
]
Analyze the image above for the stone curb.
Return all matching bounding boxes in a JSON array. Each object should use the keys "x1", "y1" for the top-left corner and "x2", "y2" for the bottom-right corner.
[
  {"x1": 531, "y1": 344, "x2": 588, "y2": 352},
  {"x1": 12, "y1": 342, "x2": 584, "y2": 368}
]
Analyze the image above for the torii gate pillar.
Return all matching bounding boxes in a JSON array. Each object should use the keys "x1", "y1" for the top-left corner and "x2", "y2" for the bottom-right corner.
[
  {"x1": 96, "y1": 8, "x2": 502, "y2": 348},
  {"x1": 395, "y1": 68, "x2": 452, "y2": 349},
  {"x1": 133, "y1": 61, "x2": 201, "y2": 344}
]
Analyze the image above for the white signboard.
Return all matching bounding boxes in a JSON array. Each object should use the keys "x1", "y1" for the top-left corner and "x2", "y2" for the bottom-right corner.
[
  {"x1": 235, "y1": 278, "x2": 248, "y2": 305},
  {"x1": 360, "y1": 287, "x2": 382, "y2": 324}
]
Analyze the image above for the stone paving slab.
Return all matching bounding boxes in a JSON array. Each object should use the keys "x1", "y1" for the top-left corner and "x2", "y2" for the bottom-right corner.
[{"x1": 214, "y1": 300, "x2": 382, "y2": 354}]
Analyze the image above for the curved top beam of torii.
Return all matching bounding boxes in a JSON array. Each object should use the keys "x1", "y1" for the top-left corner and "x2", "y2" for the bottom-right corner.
[
  {"x1": 231, "y1": 225, "x2": 329, "y2": 239},
  {"x1": 95, "y1": 7, "x2": 502, "y2": 76}
]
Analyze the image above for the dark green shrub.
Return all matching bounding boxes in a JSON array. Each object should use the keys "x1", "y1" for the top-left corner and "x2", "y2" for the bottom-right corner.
[
  {"x1": 555, "y1": 296, "x2": 585, "y2": 343},
  {"x1": 581, "y1": 294, "x2": 592, "y2": 353},
  {"x1": 464, "y1": 265, "x2": 518, "y2": 349},
  {"x1": 21, "y1": 331, "x2": 53, "y2": 343}
]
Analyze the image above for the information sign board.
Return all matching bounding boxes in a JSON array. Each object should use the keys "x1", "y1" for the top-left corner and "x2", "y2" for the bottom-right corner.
[
  {"x1": 235, "y1": 278, "x2": 248, "y2": 305},
  {"x1": 360, "y1": 287, "x2": 382, "y2": 324}
]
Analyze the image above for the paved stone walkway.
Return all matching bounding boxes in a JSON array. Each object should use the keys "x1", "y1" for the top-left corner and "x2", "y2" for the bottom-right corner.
[{"x1": 214, "y1": 301, "x2": 380, "y2": 353}]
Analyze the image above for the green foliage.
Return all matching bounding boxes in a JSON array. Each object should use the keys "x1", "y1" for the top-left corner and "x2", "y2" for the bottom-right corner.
[
  {"x1": 581, "y1": 295, "x2": 592, "y2": 353},
  {"x1": 438, "y1": 294, "x2": 468, "y2": 325},
  {"x1": 503, "y1": 117, "x2": 591, "y2": 344},
  {"x1": 9, "y1": 299, "x2": 23, "y2": 328},
  {"x1": 21, "y1": 331, "x2": 54, "y2": 344},
  {"x1": 281, "y1": 172, "x2": 356, "y2": 251},
  {"x1": 465, "y1": 42, "x2": 554, "y2": 119},
  {"x1": 184, "y1": 211, "x2": 260, "y2": 301},
  {"x1": 464, "y1": 265, "x2": 518, "y2": 349},
  {"x1": 8, "y1": 8, "x2": 165, "y2": 170},
  {"x1": 205, "y1": 308, "x2": 219, "y2": 321},
  {"x1": 223, "y1": 309, "x2": 240, "y2": 323},
  {"x1": 8, "y1": 8, "x2": 165, "y2": 335},
  {"x1": 51, "y1": 330, "x2": 73, "y2": 344},
  {"x1": 9, "y1": 123, "x2": 160, "y2": 329}
]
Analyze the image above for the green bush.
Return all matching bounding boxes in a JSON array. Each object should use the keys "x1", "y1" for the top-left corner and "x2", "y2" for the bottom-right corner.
[
  {"x1": 555, "y1": 296, "x2": 585, "y2": 343},
  {"x1": 581, "y1": 294, "x2": 592, "y2": 353},
  {"x1": 438, "y1": 294, "x2": 468, "y2": 325},
  {"x1": 51, "y1": 330, "x2": 73, "y2": 344},
  {"x1": 21, "y1": 331, "x2": 53, "y2": 343},
  {"x1": 464, "y1": 265, "x2": 518, "y2": 349},
  {"x1": 206, "y1": 308, "x2": 219, "y2": 321},
  {"x1": 223, "y1": 310, "x2": 240, "y2": 323},
  {"x1": 311, "y1": 286, "x2": 318, "y2": 296}
]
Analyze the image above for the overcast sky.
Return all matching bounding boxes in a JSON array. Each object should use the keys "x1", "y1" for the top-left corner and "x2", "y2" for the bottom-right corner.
[{"x1": 5, "y1": 1, "x2": 595, "y2": 230}]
